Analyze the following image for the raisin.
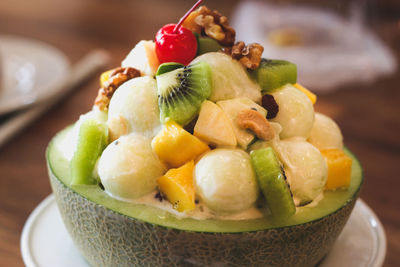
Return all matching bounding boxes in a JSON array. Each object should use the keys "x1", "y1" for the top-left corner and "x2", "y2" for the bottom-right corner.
[{"x1": 262, "y1": 94, "x2": 279, "y2": 119}]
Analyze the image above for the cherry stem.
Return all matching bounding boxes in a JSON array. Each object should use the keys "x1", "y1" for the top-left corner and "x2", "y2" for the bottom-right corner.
[{"x1": 173, "y1": 0, "x2": 203, "y2": 34}]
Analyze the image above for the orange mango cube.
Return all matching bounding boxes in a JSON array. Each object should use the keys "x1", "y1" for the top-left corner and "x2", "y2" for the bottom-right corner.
[
  {"x1": 157, "y1": 161, "x2": 196, "y2": 212},
  {"x1": 151, "y1": 120, "x2": 209, "y2": 167},
  {"x1": 321, "y1": 149, "x2": 352, "y2": 190}
]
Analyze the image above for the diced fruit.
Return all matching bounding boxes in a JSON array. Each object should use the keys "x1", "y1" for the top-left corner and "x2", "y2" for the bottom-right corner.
[
  {"x1": 194, "y1": 149, "x2": 259, "y2": 214},
  {"x1": 277, "y1": 139, "x2": 327, "y2": 205},
  {"x1": 250, "y1": 147, "x2": 296, "y2": 219},
  {"x1": 70, "y1": 118, "x2": 108, "y2": 185},
  {"x1": 320, "y1": 149, "x2": 352, "y2": 190},
  {"x1": 152, "y1": 120, "x2": 209, "y2": 167},
  {"x1": 308, "y1": 113, "x2": 343, "y2": 150},
  {"x1": 156, "y1": 62, "x2": 184, "y2": 76},
  {"x1": 155, "y1": 24, "x2": 198, "y2": 65},
  {"x1": 197, "y1": 37, "x2": 222, "y2": 55},
  {"x1": 194, "y1": 101, "x2": 236, "y2": 147},
  {"x1": 108, "y1": 76, "x2": 161, "y2": 139},
  {"x1": 294, "y1": 83, "x2": 316, "y2": 104},
  {"x1": 271, "y1": 84, "x2": 314, "y2": 139},
  {"x1": 122, "y1": 40, "x2": 160, "y2": 76},
  {"x1": 191, "y1": 52, "x2": 261, "y2": 102},
  {"x1": 157, "y1": 161, "x2": 196, "y2": 212},
  {"x1": 251, "y1": 59, "x2": 297, "y2": 93},
  {"x1": 217, "y1": 98, "x2": 266, "y2": 148},
  {"x1": 58, "y1": 109, "x2": 107, "y2": 161},
  {"x1": 156, "y1": 62, "x2": 212, "y2": 126},
  {"x1": 98, "y1": 134, "x2": 166, "y2": 199},
  {"x1": 100, "y1": 69, "x2": 113, "y2": 87}
]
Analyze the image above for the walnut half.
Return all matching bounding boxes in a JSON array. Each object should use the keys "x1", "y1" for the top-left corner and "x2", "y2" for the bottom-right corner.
[
  {"x1": 94, "y1": 67, "x2": 141, "y2": 111},
  {"x1": 224, "y1": 41, "x2": 264, "y2": 70},
  {"x1": 182, "y1": 5, "x2": 236, "y2": 46}
]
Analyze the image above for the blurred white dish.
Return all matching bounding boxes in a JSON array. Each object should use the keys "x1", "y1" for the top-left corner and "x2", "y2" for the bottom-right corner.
[
  {"x1": 0, "y1": 35, "x2": 70, "y2": 115},
  {"x1": 21, "y1": 195, "x2": 386, "y2": 267},
  {"x1": 232, "y1": 1, "x2": 397, "y2": 91}
]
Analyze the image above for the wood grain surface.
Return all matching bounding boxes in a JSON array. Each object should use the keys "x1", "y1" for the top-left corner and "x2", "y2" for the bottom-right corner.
[{"x1": 0, "y1": 0, "x2": 399, "y2": 266}]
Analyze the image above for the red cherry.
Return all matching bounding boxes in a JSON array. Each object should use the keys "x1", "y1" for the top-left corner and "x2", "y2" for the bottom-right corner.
[
  {"x1": 155, "y1": 24, "x2": 198, "y2": 65},
  {"x1": 155, "y1": 0, "x2": 202, "y2": 65}
]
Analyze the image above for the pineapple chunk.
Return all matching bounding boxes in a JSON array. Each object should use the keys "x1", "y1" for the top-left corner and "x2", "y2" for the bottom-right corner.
[
  {"x1": 321, "y1": 149, "x2": 352, "y2": 190},
  {"x1": 122, "y1": 40, "x2": 160, "y2": 76},
  {"x1": 152, "y1": 120, "x2": 209, "y2": 167},
  {"x1": 194, "y1": 101, "x2": 237, "y2": 147},
  {"x1": 217, "y1": 98, "x2": 267, "y2": 148},
  {"x1": 157, "y1": 161, "x2": 196, "y2": 212},
  {"x1": 294, "y1": 83, "x2": 317, "y2": 104},
  {"x1": 100, "y1": 69, "x2": 113, "y2": 87}
]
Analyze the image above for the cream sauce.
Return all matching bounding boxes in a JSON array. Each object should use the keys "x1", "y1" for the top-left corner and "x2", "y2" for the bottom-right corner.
[{"x1": 107, "y1": 190, "x2": 264, "y2": 220}]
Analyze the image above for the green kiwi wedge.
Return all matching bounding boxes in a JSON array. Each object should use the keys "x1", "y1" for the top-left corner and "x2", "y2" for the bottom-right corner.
[
  {"x1": 156, "y1": 62, "x2": 184, "y2": 76},
  {"x1": 156, "y1": 61, "x2": 212, "y2": 126},
  {"x1": 250, "y1": 147, "x2": 296, "y2": 219},
  {"x1": 251, "y1": 59, "x2": 297, "y2": 93},
  {"x1": 70, "y1": 118, "x2": 108, "y2": 185},
  {"x1": 197, "y1": 37, "x2": 223, "y2": 55}
]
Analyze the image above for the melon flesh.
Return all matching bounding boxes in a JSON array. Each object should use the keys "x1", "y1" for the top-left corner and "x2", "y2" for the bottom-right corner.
[{"x1": 122, "y1": 40, "x2": 160, "y2": 76}]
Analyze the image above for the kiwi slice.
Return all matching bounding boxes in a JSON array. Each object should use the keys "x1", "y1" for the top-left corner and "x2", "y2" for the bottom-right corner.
[
  {"x1": 251, "y1": 59, "x2": 297, "y2": 93},
  {"x1": 156, "y1": 61, "x2": 212, "y2": 126},
  {"x1": 250, "y1": 147, "x2": 296, "y2": 219},
  {"x1": 156, "y1": 62, "x2": 184, "y2": 76},
  {"x1": 70, "y1": 118, "x2": 108, "y2": 185},
  {"x1": 197, "y1": 37, "x2": 223, "y2": 55}
]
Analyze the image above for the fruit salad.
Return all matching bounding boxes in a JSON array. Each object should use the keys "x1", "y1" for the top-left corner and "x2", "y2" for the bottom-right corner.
[{"x1": 61, "y1": 1, "x2": 353, "y2": 221}]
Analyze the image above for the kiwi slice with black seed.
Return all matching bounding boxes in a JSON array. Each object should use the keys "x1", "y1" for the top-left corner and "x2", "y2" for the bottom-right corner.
[
  {"x1": 251, "y1": 59, "x2": 297, "y2": 93},
  {"x1": 156, "y1": 61, "x2": 212, "y2": 126},
  {"x1": 156, "y1": 62, "x2": 184, "y2": 76},
  {"x1": 250, "y1": 147, "x2": 296, "y2": 219}
]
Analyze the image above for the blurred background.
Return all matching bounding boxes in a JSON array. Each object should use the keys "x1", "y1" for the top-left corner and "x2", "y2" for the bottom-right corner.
[{"x1": 0, "y1": 0, "x2": 399, "y2": 266}]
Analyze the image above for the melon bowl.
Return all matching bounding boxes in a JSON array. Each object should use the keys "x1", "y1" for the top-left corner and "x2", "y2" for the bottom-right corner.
[{"x1": 47, "y1": 128, "x2": 363, "y2": 267}]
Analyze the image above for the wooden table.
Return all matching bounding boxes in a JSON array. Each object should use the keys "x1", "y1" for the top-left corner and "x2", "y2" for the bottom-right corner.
[{"x1": 0, "y1": 0, "x2": 399, "y2": 266}]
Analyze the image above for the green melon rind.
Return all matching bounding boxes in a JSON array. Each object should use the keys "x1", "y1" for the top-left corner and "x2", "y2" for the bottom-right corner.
[{"x1": 47, "y1": 128, "x2": 363, "y2": 267}]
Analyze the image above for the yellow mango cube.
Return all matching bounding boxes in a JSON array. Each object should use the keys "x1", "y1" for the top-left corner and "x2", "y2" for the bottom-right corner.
[
  {"x1": 100, "y1": 69, "x2": 114, "y2": 87},
  {"x1": 294, "y1": 83, "x2": 317, "y2": 104},
  {"x1": 157, "y1": 161, "x2": 196, "y2": 212},
  {"x1": 321, "y1": 149, "x2": 352, "y2": 190},
  {"x1": 152, "y1": 120, "x2": 209, "y2": 167}
]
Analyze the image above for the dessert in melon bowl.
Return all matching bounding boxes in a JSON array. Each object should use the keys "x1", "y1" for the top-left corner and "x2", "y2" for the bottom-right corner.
[{"x1": 47, "y1": 1, "x2": 363, "y2": 266}]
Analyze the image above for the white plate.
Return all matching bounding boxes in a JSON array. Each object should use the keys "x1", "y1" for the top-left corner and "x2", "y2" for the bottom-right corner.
[
  {"x1": 0, "y1": 35, "x2": 70, "y2": 115},
  {"x1": 21, "y1": 195, "x2": 386, "y2": 267}
]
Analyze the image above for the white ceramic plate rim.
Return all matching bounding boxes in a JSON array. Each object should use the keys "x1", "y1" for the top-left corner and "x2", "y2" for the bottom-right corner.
[
  {"x1": 20, "y1": 195, "x2": 387, "y2": 267},
  {"x1": 0, "y1": 35, "x2": 70, "y2": 115}
]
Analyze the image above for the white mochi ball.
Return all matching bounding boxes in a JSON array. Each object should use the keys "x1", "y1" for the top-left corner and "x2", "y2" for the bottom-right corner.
[
  {"x1": 271, "y1": 84, "x2": 315, "y2": 139},
  {"x1": 194, "y1": 149, "x2": 259, "y2": 214},
  {"x1": 98, "y1": 134, "x2": 166, "y2": 199},
  {"x1": 308, "y1": 112, "x2": 343, "y2": 150}
]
